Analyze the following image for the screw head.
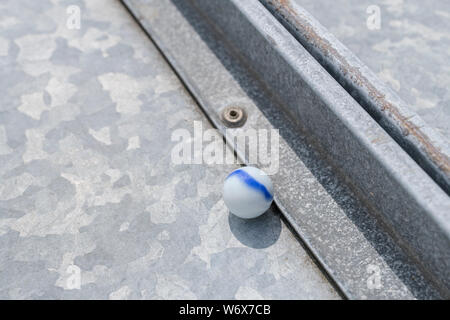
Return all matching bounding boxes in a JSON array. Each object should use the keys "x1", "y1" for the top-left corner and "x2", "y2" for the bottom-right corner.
[{"x1": 222, "y1": 106, "x2": 247, "y2": 127}]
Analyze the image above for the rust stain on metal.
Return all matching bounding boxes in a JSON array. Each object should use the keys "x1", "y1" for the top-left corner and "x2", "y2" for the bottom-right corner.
[{"x1": 270, "y1": 0, "x2": 450, "y2": 175}]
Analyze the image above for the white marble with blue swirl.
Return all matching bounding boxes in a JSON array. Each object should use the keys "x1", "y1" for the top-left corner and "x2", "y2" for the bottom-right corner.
[{"x1": 223, "y1": 167, "x2": 274, "y2": 219}]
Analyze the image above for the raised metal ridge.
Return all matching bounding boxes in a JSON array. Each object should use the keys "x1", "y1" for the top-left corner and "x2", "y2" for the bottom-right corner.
[
  {"x1": 260, "y1": 0, "x2": 450, "y2": 195},
  {"x1": 122, "y1": 0, "x2": 450, "y2": 298}
]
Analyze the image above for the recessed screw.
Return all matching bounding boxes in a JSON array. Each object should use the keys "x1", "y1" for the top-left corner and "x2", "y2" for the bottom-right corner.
[{"x1": 222, "y1": 106, "x2": 247, "y2": 127}]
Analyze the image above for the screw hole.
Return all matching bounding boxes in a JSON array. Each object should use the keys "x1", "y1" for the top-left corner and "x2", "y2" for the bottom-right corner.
[{"x1": 222, "y1": 106, "x2": 247, "y2": 128}]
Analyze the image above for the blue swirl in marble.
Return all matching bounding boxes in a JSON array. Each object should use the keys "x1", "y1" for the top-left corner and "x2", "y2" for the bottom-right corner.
[{"x1": 227, "y1": 168, "x2": 273, "y2": 201}]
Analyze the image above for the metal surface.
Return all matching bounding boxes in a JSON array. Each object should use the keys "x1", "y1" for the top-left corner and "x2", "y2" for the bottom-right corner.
[
  {"x1": 261, "y1": 0, "x2": 450, "y2": 193},
  {"x1": 294, "y1": 0, "x2": 450, "y2": 141},
  {"x1": 193, "y1": 0, "x2": 450, "y2": 295},
  {"x1": 123, "y1": 0, "x2": 448, "y2": 299},
  {"x1": 0, "y1": 0, "x2": 340, "y2": 299}
]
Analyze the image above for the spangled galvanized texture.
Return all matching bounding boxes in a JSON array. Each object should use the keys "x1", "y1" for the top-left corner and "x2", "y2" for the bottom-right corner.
[{"x1": 0, "y1": 0, "x2": 340, "y2": 299}]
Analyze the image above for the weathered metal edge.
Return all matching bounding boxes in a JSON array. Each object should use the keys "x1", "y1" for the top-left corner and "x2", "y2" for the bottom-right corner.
[
  {"x1": 260, "y1": 0, "x2": 450, "y2": 194},
  {"x1": 187, "y1": 0, "x2": 450, "y2": 294}
]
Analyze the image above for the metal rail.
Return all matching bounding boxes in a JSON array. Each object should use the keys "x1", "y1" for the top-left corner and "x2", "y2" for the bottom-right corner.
[
  {"x1": 260, "y1": 0, "x2": 450, "y2": 194},
  {"x1": 122, "y1": 0, "x2": 450, "y2": 298}
]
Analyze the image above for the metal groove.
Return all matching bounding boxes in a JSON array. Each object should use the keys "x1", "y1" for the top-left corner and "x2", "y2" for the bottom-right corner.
[
  {"x1": 120, "y1": 0, "x2": 348, "y2": 299},
  {"x1": 191, "y1": 0, "x2": 450, "y2": 295},
  {"x1": 122, "y1": 0, "x2": 449, "y2": 298}
]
